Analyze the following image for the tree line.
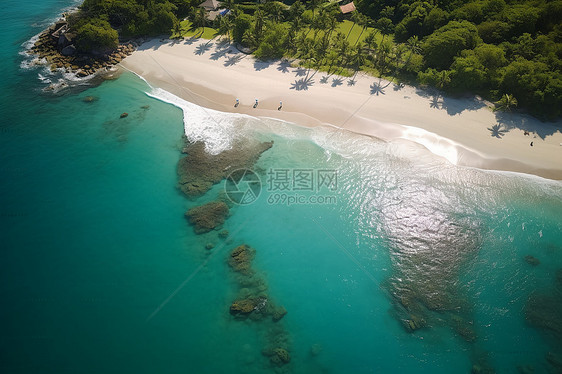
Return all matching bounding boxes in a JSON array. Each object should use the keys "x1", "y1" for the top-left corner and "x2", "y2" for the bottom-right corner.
[{"x1": 70, "y1": 0, "x2": 562, "y2": 120}]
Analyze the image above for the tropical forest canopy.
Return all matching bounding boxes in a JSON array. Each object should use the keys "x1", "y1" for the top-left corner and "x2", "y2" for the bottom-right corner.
[{"x1": 72, "y1": 0, "x2": 562, "y2": 119}]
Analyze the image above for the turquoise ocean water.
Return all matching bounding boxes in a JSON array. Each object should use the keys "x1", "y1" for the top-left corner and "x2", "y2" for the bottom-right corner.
[{"x1": 1, "y1": 1, "x2": 562, "y2": 373}]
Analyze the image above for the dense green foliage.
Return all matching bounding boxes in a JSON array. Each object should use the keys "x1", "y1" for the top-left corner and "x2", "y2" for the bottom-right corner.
[
  {"x1": 78, "y1": 0, "x2": 191, "y2": 36},
  {"x1": 74, "y1": 18, "x2": 118, "y2": 53},
  {"x1": 71, "y1": 0, "x2": 562, "y2": 119},
  {"x1": 353, "y1": 0, "x2": 562, "y2": 119}
]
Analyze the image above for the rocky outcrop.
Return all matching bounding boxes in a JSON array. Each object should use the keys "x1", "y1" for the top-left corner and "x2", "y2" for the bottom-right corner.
[
  {"x1": 177, "y1": 139, "x2": 273, "y2": 198},
  {"x1": 262, "y1": 347, "x2": 291, "y2": 366},
  {"x1": 271, "y1": 306, "x2": 287, "y2": 322},
  {"x1": 228, "y1": 244, "x2": 255, "y2": 274},
  {"x1": 229, "y1": 298, "x2": 259, "y2": 315},
  {"x1": 29, "y1": 18, "x2": 136, "y2": 79},
  {"x1": 185, "y1": 201, "x2": 229, "y2": 234}
]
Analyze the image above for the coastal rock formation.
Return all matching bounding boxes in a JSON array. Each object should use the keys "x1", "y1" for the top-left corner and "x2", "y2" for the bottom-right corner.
[
  {"x1": 185, "y1": 201, "x2": 229, "y2": 234},
  {"x1": 29, "y1": 19, "x2": 136, "y2": 79},
  {"x1": 228, "y1": 244, "x2": 255, "y2": 274},
  {"x1": 177, "y1": 139, "x2": 273, "y2": 198}
]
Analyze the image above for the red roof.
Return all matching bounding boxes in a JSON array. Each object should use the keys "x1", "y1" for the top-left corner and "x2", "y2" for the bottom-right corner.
[{"x1": 340, "y1": 2, "x2": 356, "y2": 14}]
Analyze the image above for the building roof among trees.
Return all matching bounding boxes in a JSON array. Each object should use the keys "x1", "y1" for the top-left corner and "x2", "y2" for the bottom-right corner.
[
  {"x1": 199, "y1": 0, "x2": 219, "y2": 11},
  {"x1": 339, "y1": 1, "x2": 356, "y2": 14}
]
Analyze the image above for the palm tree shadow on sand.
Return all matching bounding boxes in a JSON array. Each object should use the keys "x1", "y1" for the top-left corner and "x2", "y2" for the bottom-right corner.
[
  {"x1": 277, "y1": 60, "x2": 291, "y2": 73},
  {"x1": 320, "y1": 76, "x2": 329, "y2": 84},
  {"x1": 224, "y1": 54, "x2": 244, "y2": 67},
  {"x1": 195, "y1": 42, "x2": 213, "y2": 55},
  {"x1": 487, "y1": 123, "x2": 508, "y2": 138},
  {"x1": 183, "y1": 36, "x2": 198, "y2": 45},
  {"x1": 210, "y1": 49, "x2": 229, "y2": 60},
  {"x1": 332, "y1": 77, "x2": 343, "y2": 87},
  {"x1": 293, "y1": 67, "x2": 307, "y2": 77},
  {"x1": 254, "y1": 60, "x2": 273, "y2": 71},
  {"x1": 370, "y1": 79, "x2": 391, "y2": 95},
  {"x1": 347, "y1": 79, "x2": 357, "y2": 86},
  {"x1": 290, "y1": 76, "x2": 315, "y2": 91},
  {"x1": 494, "y1": 111, "x2": 562, "y2": 140},
  {"x1": 429, "y1": 95, "x2": 443, "y2": 109}
]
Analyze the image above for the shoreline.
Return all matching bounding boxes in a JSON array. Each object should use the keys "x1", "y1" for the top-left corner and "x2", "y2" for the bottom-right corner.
[{"x1": 121, "y1": 38, "x2": 562, "y2": 181}]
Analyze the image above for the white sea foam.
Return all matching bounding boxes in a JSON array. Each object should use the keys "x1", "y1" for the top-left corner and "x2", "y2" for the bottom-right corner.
[{"x1": 146, "y1": 87, "x2": 256, "y2": 155}]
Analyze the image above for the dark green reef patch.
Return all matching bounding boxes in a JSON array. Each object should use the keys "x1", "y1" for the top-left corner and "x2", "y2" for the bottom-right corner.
[
  {"x1": 525, "y1": 269, "x2": 562, "y2": 340},
  {"x1": 177, "y1": 139, "x2": 273, "y2": 198},
  {"x1": 185, "y1": 201, "x2": 229, "y2": 234},
  {"x1": 226, "y1": 244, "x2": 291, "y2": 368}
]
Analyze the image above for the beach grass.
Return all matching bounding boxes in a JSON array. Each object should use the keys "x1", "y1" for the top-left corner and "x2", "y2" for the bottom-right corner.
[{"x1": 172, "y1": 20, "x2": 217, "y2": 39}]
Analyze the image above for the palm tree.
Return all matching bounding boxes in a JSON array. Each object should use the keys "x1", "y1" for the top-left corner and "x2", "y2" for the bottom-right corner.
[
  {"x1": 346, "y1": 11, "x2": 360, "y2": 40},
  {"x1": 324, "y1": 13, "x2": 338, "y2": 42},
  {"x1": 436, "y1": 70, "x2": 451, "y2": 90},
  {"x1": 253, "y1": 8, "x2": 266, "y2": 43},
  {"x1": 354, "y1": 13, "x2": 369, "y2": 45},
  {"x1": 402, "y1": 35, "x2": 421, "y2": 68},
  {"x1": 376, "y1": 17, "x2": 393, "y2": 46},
  {"x1": 191, "y1": 8, "x2": 207, "y2": 36},
  {"x1": 242, "y1": 29, "x2": 257, "y2": 49},
  {"x1": 495, "y1": 94, "x2": 518, "y2": 112},
  {"x1": 377, "y1": 40, "x2": 392, "y2": 76},
  {"x1": 309, "y1": 0, "x2": 323, "y2": 21},
  {"x1": 363, "y1": 31, "x2": 378, "y2": 51},
  {"x1": 217, "y1": 16, "x2": 233, "y2": 42},
  {"x1": 350, "y1": 42, "x2": 366, "y2": 79}
]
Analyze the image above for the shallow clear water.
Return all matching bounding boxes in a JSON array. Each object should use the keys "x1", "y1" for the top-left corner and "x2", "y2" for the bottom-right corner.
[{"x1": 1, "y1": 1, "x2": 562, "y2": 373}]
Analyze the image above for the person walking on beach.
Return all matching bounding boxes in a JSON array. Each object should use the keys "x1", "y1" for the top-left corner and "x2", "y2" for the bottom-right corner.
[
  {"x1": 235, "y1": 98, "x2": 239, "y2": 108},
  {"x1": 278, "y1": 101, "x2": 282, "y2": 111},
  {"x1": 254, "y1": 99, "x2": 258, "y2": 108},
  {"x1": 530, "y1": 141, "x2": 534, "y2": 147}
]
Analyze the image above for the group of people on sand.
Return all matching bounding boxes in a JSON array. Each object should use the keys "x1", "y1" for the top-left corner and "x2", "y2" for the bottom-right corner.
[{"x1": 234, "y1": 98, "x2": 283, "y2": 111}]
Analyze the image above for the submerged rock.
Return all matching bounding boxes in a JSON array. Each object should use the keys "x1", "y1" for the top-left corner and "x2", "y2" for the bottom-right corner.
[
  {"x1": 185, "y1": 201, "x2": 229, "y2": 234},
  {"x1": 271, "y1": 348, "x2": 290, "y2": 366},
  {"x1": 524, "y1": 255, "x2": 540, "y2": 266},
  {"x1": 451, "y1": 314, "x2": 477, "y2": 342},
  {"x1": 120, "y1": 112, "x2": 128, "y2": 118},
  {"x1": 525, "y1": 292, "x2": 562, "y2": 338},
  {"x1": 271, "y1": 305, "x2": 287, "y2": 322},
  {"x1": 218, "y1": 230, "x2": 229, "y2": 239},
  {"x1": 404, "y1": 315, "x2": 426, "y2": 332},
  {"x1": 230, "y1": 298, "x2": 258, "y2": 315},
  {"x1": 82, "y1": 95, "x2": 98, "y2": 103},
  {"x1": 228, "y1": 244, "x2": 255, "y2": 274},
  {"x1": 262, "y1": 347, "x2": 290, "y2": 366},
  {"x1": 177, "y1": 139, "x2": 273, "y2": 198}
]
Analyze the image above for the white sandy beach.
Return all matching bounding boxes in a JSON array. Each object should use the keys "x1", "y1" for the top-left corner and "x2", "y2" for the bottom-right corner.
[{"x1": 121, "y1": 38, "x2": 562, "y2": 180}]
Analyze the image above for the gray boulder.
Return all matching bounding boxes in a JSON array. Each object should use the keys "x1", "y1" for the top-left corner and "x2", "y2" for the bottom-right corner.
[{"x1": 61, "y1": 45, "x2": 76, "y2": 56}]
